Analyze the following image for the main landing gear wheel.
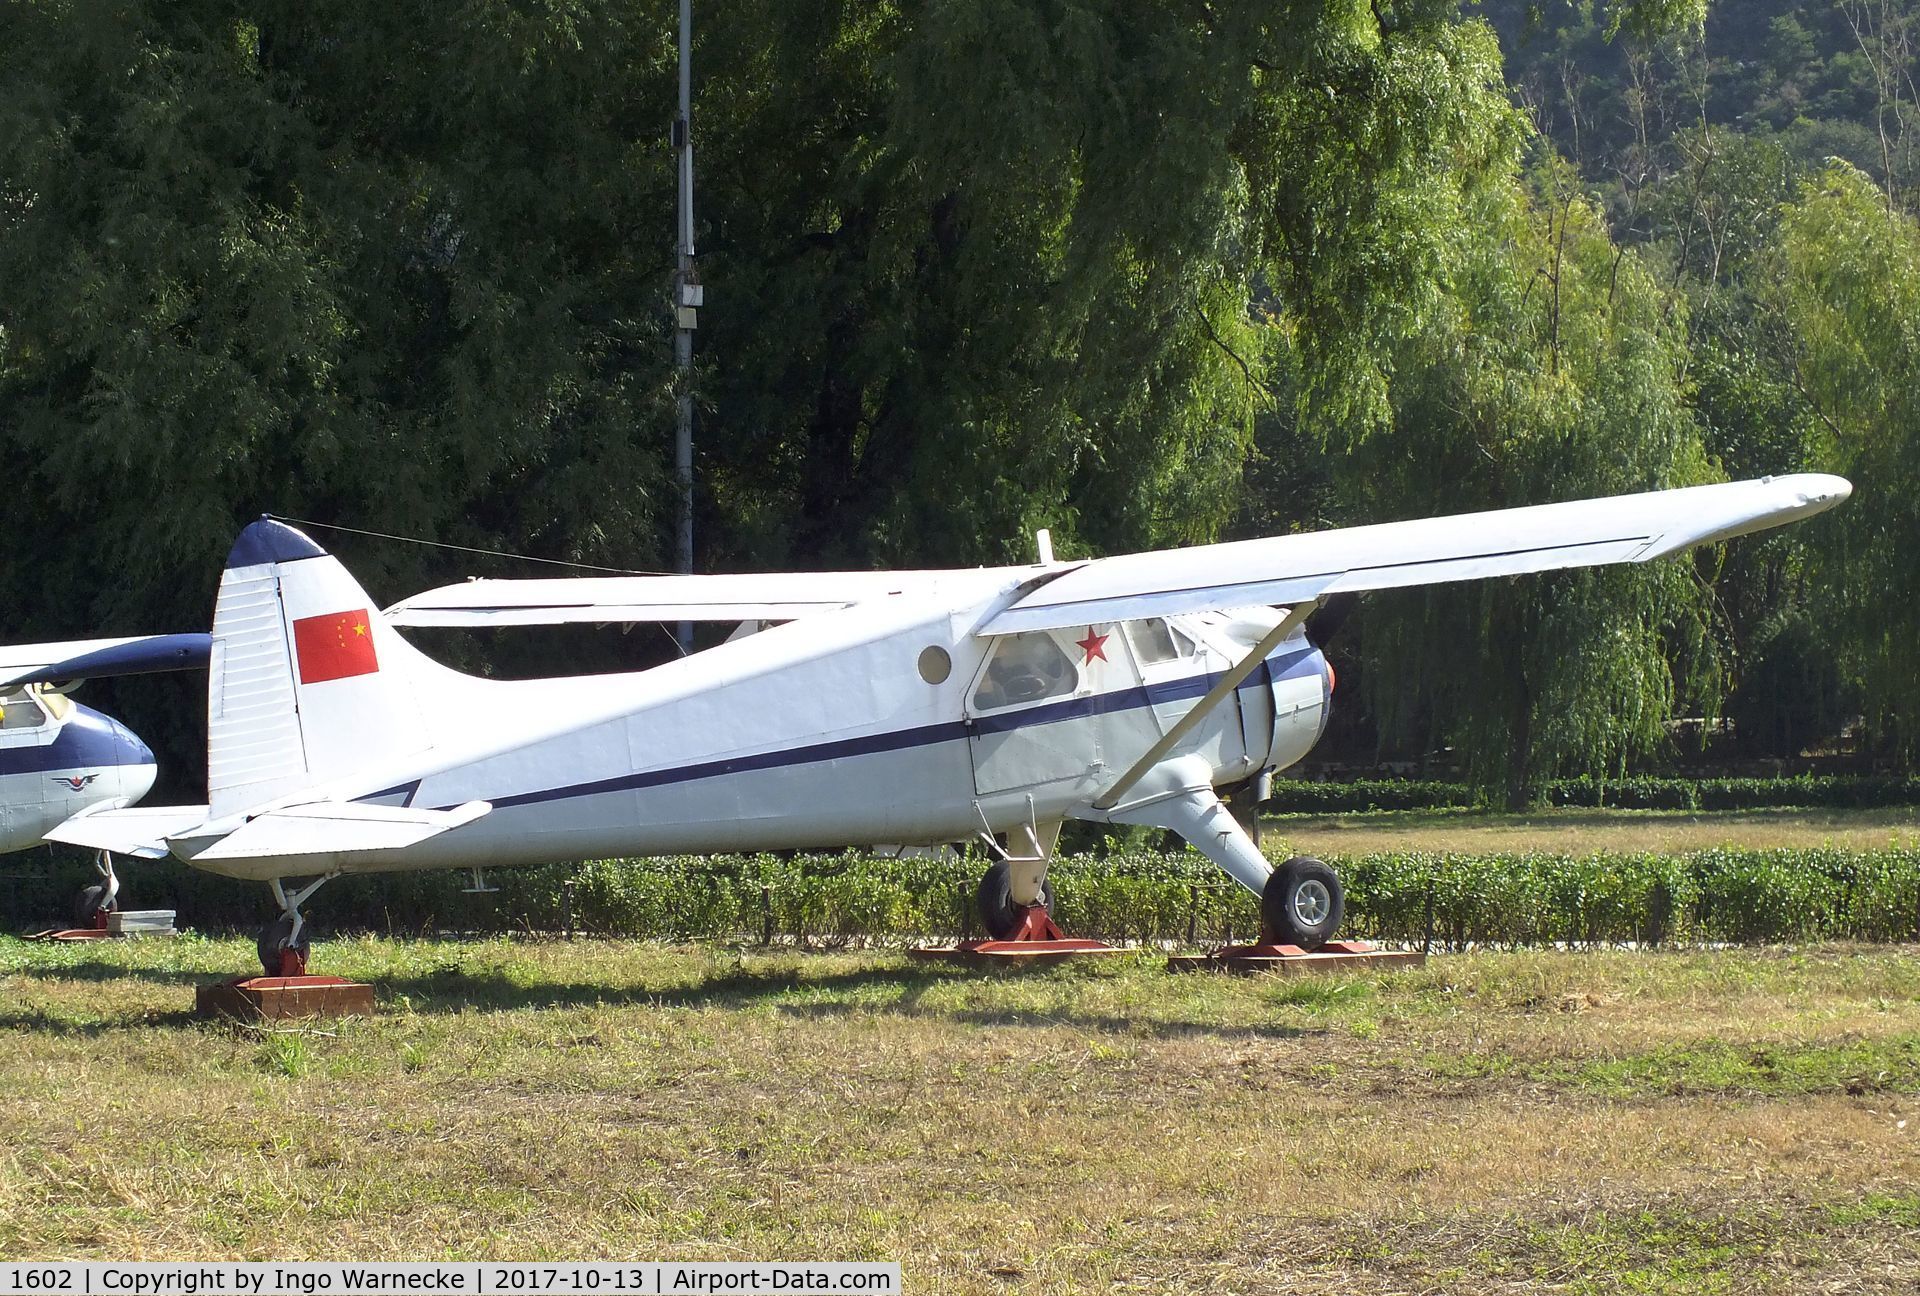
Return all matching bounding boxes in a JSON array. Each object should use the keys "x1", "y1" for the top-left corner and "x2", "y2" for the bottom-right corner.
[
  {"x1": 73, "y1": 883, "x2": 118, "y2": 930},
  {"x1": 1261, "y1": 855, "x2": 1344, "y2": 951},
  {"x1": 257, "y1": 912, "x2": 313, "y2": 978},
  {"x1": 976, "y1": 858, "x2": 1056, "y2": 940},
  {"x1": 72, "y1": 850, "x2": 122, "y2": 929},
  {"x1": 255, "y1": 874, "x2": 336, "y2": 977}
]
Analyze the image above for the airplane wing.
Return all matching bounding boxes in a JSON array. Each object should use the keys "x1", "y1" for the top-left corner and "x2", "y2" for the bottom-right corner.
[
  {"x1": 45, "y1": 805, "x2": 214, "y2": 859},
  {"x1": 185, "y1": 799, "x2": 492, "y2": 861},
  {"x1": 0, "y1": 633, "x2": 212, "y2": 688},
  {"x1": 383, "y1": 571, "x2": 967, "y2": 627},
  {"x1": 982, "y1": 474, "x2": 1853, "y2": 635},
  {"x1": 48, "y1": 799, "x2": 493, "y2": 860}
]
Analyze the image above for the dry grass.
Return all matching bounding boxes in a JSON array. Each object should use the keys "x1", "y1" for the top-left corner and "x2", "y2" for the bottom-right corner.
[
  {"x1": 2, "y1": 936, "x2": 1918, "y2": 1292},
  {"x1": 1267, "y1": 805, "x2": 1920, "y2": 856}
]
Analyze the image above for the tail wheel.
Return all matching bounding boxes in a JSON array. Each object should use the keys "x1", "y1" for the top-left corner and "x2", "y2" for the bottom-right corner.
[
  {"x1": 1261, "y1": 856, "x2": 1344, "y2": 951},
  {"x1": 257, "y1": 912, "x2": 313, "y2": 977},
  {"x1": 73, "y1": 883, "x2": 118, "y2": 929},
  {"x1": 975, "y1": 859, "x2": 1056, "y2": 940}
]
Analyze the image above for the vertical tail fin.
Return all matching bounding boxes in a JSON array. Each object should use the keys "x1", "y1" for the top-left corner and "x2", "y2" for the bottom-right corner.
[{"x1": 208, "y1": 519, "x2": 438, "y2": 818}]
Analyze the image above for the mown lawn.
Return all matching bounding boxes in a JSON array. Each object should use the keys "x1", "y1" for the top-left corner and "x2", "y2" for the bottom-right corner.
[{"x1": 2, "y1": 936, "x2": 1918, "y2": 1292}]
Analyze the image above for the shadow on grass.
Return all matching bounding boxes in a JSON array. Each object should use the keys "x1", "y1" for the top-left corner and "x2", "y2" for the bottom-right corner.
[
  {"x1": 374, "y1": 961, "x2": 1316, "y2": 1040},
  {"x1": 383, "y1": 960, "x2": 971, "y2": 1012},
  {"x1": 6, "y1": 954, "x2": 1311, "y2": 1041},
  {"x1": 0, "y1": 1006, "x2": 202, "y2": 1035},
  {"x1": 9, "y1": 960, "x2": 214, "y2": 987},
  {"x1": 12, "y1": 957, "x2": 999, "y2": 1010}
]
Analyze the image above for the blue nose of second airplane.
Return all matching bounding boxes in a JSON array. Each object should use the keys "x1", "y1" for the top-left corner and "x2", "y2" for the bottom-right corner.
[
  {"x1": 112, "y1": 714, "x2": 155, "y2": 768},
  {"x1": 61, "y1": 703, "x2": 156, "y2": 770}
]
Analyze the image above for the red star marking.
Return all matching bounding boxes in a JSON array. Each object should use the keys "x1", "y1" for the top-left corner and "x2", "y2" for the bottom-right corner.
[{"x1": 1076, "y1": 626, "x2": 1110, "y2": 665}]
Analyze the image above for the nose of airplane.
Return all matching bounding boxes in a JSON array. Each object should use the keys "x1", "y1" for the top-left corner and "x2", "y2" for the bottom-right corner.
[
  {"x1": 63, "y1": 703, "x2": 159, "y2": 803},
  {"x1": 1300, "y1": 644, "x2": 1334, "y2": 748},
  {"x1": 111, "y1": 716, "x2": 159, "y2": 803},
  {"x1": 111, "y1": 714, "x2": 156, "y2": 768}
]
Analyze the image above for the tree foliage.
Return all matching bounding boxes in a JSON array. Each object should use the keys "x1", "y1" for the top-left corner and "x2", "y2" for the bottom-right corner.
[
  {"x1": 693, "y1": 0, "x2": 1528, "y2": 568},
  {"x1": 1340, "y1": 166, "x2": 1713, "y2": 803},
  {"x1": 0, "y1": 0, "x2": 1535, "y2": 608},
  {"x1": 0, "y1": 1, "x2": 677, "y2": 629},
  {"x1": 0, "y1": 0, "x2": 1912, "y2": 800},
  {"x1": 1774, "y1": 161, "x2": 1920, "y2": 752}
]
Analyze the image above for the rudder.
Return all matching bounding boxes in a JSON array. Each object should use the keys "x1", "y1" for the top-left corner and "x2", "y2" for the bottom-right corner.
[{"x1": 208, "y1": 519, "x2": 437, "y2": 818}]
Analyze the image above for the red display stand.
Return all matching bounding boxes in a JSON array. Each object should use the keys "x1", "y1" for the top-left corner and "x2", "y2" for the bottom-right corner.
[
  {"x1": 194, "y1": 975, "x2": 375, "y2": 1020},
  {"x1": 910, "y1": 903, "x2": 1122, "y2": 964}
]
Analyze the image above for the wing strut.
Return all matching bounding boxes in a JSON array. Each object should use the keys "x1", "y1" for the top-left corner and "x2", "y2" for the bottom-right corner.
[{"x1": 1092, "y1": 601, "x2": 1319, "y2": 812}]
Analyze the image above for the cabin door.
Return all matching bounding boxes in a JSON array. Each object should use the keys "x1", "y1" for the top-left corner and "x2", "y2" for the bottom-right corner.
[{"x1": 965, "y1": 629, "x2": 1103, "y2": 796}]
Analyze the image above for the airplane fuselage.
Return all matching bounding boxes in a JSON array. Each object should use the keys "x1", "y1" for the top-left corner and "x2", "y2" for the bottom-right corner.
[{"x1": 174, "y1": 572, "x2": 1329, "y2": 881}]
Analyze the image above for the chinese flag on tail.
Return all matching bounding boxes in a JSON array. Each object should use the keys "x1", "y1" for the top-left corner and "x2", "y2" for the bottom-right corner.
[{"x1": 292, "y1": 609, "x2": 380, "y2": 684}]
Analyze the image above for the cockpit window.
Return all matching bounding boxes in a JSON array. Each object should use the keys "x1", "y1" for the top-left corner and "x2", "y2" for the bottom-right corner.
[
  {"x1": 972, "y1": 632, "x2": 1078, "y2": 712},
  {"x1": 0, "y1": 693, "x2": 47, "y2": 730},
  {"x1": 1126, "y1": 618, "x2": 1196, "y2": 666}
]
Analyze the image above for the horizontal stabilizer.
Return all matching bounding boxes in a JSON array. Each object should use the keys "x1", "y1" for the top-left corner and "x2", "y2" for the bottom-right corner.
[
  {"x1": 0, "y1": 634, "x2": 211, "y2": 688},
  {"x1": 383, "y1": 571, "x2": 965, "y2": 627},
  {"x1": 46, "y1": 805, "x2": 213, "y2": 859},
  {"x1": 187, "y1": 799, "x2": 492, "y2": 861},
  {"x1": 983, "y1": 474, "x2": 1852, "y2": 634}
]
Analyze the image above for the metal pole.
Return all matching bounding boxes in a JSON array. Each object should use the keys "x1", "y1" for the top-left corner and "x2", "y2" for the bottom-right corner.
[{"x1": 673, "y1": 0, "x2": 697, "y2": 653}]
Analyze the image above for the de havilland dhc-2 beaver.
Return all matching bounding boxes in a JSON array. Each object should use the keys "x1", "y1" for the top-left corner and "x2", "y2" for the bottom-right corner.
[{"x1": 4, "y1": 473, "x2": 1850, "y2": 974}]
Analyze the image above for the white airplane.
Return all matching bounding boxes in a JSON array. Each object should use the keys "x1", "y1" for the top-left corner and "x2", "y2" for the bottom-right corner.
[
  {"x1": 0, "y1": 634, "x2": 207, "y2": 924},
  {"x1": 42, "y1": 475, "x2": 1850, "y2": 976}
]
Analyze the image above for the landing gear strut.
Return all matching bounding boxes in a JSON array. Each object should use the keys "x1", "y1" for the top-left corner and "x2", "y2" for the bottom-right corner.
[
  {"x1": 257, "y1": 874, "x2": 334, "y2": 977},
  {"x1": 1086, "y1": 756, "x2": 1351, "y2": 953},
  {"x1": 72, "y1": 851, "x2": 121, "y2": 930}
]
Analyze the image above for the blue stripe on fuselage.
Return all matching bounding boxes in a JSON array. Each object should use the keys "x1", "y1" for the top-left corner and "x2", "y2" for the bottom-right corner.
[{"x1": 451, "y1": 645, "x2": 1324, "y2": 813}]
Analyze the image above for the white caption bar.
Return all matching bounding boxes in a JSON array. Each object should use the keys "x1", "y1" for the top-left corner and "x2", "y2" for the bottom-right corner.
[{"x1": 0, "y1": 1266, "x2": 901, "y2": 1296}]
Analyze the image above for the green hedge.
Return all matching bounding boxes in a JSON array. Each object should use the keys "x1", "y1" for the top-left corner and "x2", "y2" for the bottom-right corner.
[
  {"x1": 1333, "y1": 848, "x2": 1920, "y2": 947},
  {"x1": 8, "y1": 846, "x2": 1919, "y2": 949},
  {"x1": 1264, "y1": 779, "x2": 1481, "y2": 812},
  {"x1": 1264, "y1": 774, "x2": 1920, "y2": 813}
]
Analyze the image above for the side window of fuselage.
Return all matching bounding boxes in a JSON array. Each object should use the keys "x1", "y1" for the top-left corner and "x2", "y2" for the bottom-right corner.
[
  {"x1": 1125, "y1": 618, "x2": 1197, "y2": 666},
  {"x1": 972, "y1": 632, "x2": 1078, "y2": 712},
  {"x1": 0, "y1": 693, "x2": 47, "y2": 731}
]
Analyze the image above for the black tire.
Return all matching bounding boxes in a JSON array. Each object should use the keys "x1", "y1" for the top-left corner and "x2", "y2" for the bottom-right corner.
[
  {"x1": 257, "y1": 912, "x2": 312, "y2": 976},
  {"x1": 975, "y1": 859, "x2": 1056, "y2": 940},
  {"x1": 1261, "y1": 856, "x2": 1344, "y2": 951},
  {"x1": 73, "y1": 884, "x2": 116, "y2": 929}
]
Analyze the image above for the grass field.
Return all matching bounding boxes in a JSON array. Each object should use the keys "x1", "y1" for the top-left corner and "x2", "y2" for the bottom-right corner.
[
  {"x1": 1268, "y1": 805, "x2": 1920, "y2": 856},
  {"x1": 2, "y1": 936, "x2": 1918, "y2": 1291}
]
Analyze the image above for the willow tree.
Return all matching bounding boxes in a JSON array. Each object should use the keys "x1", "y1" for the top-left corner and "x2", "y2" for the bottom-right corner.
[
  {"x1": 1, "y1": 0, "x2": 1713, "y2": 772},
  {"x1": 1774, "y1": 161, "x2": 1920, "y2": 754},
  {"x1": 689, "y1": 0, "x2": 1539, "y2": 569},
  {"x1": 1340, "y1": 166, "x2": 1716, "y2": 805}
]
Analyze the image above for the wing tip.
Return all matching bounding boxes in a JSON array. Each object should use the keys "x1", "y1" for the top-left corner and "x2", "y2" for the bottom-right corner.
[{"x1": 1782, "y1": 472, "x2": 1853, "y2": 510}]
